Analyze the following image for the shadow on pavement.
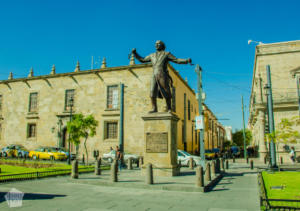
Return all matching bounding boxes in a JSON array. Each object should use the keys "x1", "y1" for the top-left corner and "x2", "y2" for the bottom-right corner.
[
  {"x1": 210, "y1": 188, "x2": 230, "y2": 192},
  {"x1": 119, "y1": 180, "x2": 141, "y2": 183},
  {"x1": 0, "y1": 192, "x2": 66, "y2": 203},
  {"x1": 179, "y1": 171, "x2": 196, "y2": 176}
]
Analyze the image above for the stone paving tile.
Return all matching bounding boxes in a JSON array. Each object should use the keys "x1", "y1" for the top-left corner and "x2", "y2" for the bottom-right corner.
[{"x1": 0, "y1": 163, "x2": 260, "y2": 211}]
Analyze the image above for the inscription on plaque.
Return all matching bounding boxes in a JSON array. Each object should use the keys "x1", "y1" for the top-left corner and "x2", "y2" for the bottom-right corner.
[{"x1": 146, "y1": 132, "x2": 168, "y2": 153}]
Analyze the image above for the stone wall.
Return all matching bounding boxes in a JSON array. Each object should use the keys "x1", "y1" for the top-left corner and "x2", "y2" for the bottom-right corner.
[{"x1": 0, "y1": 63, "x2": 224, "y2": 160}]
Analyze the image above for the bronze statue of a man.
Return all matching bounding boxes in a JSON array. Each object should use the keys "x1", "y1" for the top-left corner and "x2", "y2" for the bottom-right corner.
[{"x1": 132, "y1": 40, "x2": 192, "y2": 113}]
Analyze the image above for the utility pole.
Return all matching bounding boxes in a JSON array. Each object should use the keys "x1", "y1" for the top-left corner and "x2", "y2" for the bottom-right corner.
[
  {"x1": 265, "y1": 65, "x2": 277, "y2": 168},
  {"x1": 241, "y1": 95, "x2": 247, "y2": 159},
  {"x1": 195, "y1": 64, "x2": 205, "y2": 167}
]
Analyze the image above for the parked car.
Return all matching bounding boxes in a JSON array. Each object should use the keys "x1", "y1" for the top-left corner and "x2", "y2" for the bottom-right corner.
[
  {"x1": 177, "y1": 149, "x2": 202, "y2": 166},
  {"x1": 212, "y1": 148, "x2": 220, "y2": 158},
  {"x1": 230, "y1": 146, "x2": 240, "y2": 157},
  {"x1": 29, "y1": 147, "x2": 67, "y2": 161},
  {"x1": 0, "y1": 145, "x2": 29, "y2": 158},
  {"x1": 49, "y1": 147, "x2": 75, "y2": 160},
  {"x1": 0, "y1": 145, "x2": 15, "y2": 157},
  {"x1": 102, "y1": 150, "x2": 139, "y2": 163},
  {"x1": 205, "y1": 149, "x2": 216, "y2": 160},
  {"x1": 14, "y1": 145, "x2": 30, "y2": 158}
]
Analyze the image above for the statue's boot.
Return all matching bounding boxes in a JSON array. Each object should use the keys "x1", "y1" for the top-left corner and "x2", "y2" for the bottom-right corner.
[
  {"x1": 149, "y1": 97, "x2": 158, "y2": 113},
  {"x1": 166, "y1": 98, "x2": 172, "y2": 113}
]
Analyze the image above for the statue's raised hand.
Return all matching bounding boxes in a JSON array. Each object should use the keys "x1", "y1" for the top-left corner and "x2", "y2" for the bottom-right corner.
[{"x1": 132, "y1": 48, "x2": 137, "y2": 54}]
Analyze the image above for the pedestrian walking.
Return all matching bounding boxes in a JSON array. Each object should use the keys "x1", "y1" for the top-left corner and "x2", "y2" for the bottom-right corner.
[
  {"x1": 290, "y1": 147, "x2": 296, "y2": 163},
  {"x1": 116, "y1": 146, "x2": 123, "y2": 171}
]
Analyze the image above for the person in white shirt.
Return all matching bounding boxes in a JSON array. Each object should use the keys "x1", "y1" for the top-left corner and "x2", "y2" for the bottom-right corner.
[{"x1": 289, "y1": 147, "x2": 295, "y2": 163}]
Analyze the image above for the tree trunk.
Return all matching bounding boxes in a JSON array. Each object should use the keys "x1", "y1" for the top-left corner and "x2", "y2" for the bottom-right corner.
[{"x1": 84, "y1": 136, "x2": 88, "y2": 166}]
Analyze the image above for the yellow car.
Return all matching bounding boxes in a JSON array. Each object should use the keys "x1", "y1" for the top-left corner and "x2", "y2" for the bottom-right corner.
[
  {"x1": 205, "y1": 150, "x2": 216, "y2": 160},
  {"x1": 29, "y1": 147, "x2": 67, "y2": 161}
]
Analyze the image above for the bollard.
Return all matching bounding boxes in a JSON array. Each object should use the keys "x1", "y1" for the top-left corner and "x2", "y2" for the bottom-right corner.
[
  {"x1": 264, "y1": 156, "x2": 267, "y2": 164},
  {"x1": 250, "y1": 160, "x2": 254, "y2": 170},
  {"x1": 139, "y1": 157, "x2": 143, "y2": 168},
  {"x1": 82, "y1": 154, "x2": 85, "y2": 165},
  {"x1": 178, "y1": 160, "x2": 182, "y2": 170},
  {"x1": 246, "y1": 157, "x2": 249, "y2": 164},
  {"x1": 216, "y1": 158, "x2": 220, "y2": 173},
  {"x1": 196, "y1": 166, "x2": 204, "y2": 187},
  {"x1": 146, "y1": 163, "x2": 153, "y2": 184},
  {"x1": 280, "y1": 157, "x2": 283, "y2": 164},
  {"x1": 95, "y1": 158, "x2": 101, "y2": 175},
  {"x1": 233, "y1": 156, "x2": 235, "y2": 163},
  {"x1": 226, "y1": 160, "x2": 229, "y2": 169},
  {"x1": 205, "y1": 163, "x2": 211, "y2": 181},
  {"x1": 189, "y1": 157, "x2": 194, "y2": 170},
  {"x1": 71, "y1": 159, "x2": 79, "y2": 179},
  {"x1": 211, "y1": 161, "x2": 216, "y2": 178},
  {"x1": 111, "y1": 160, "x2": 118, "y2": 182},
  {"x1": 220, "y1": 158, "x2": 225, "y2": 171},
  {"x1": 128, "y1": 157, "x2": 133, "y2": 170}
]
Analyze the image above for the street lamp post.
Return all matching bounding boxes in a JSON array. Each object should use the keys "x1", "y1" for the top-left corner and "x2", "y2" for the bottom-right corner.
[
  {"x1": 264, "y1": 65, "x2": 277, "y2": 168},
  {"x1": 68, "y1": 97, "x2": 74, "y2": 165},
  {"x1": 195, "y1": 64, "x2": 205, "y2": 167}
]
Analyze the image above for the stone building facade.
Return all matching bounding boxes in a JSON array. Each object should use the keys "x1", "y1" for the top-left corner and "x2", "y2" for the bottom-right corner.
[
  {"x1": 0, "y1": 60, "x2": 224, "y2": 160},
  {"x1": 248, "y1": 40, "x2": 300, "y2": 161},
  {"x1": 203, "y1": 106, "x2": 225, "y2": 151}
]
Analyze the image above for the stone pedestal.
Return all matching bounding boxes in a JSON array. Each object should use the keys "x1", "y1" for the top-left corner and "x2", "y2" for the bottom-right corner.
[{"x1": 141, "y1": 112, "x2": 180, "y2": 177}]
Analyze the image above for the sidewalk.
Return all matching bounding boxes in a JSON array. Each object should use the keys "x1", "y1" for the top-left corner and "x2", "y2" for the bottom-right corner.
[{"x1": 0, "y1": 162, "x2": 261, "y2": 210}]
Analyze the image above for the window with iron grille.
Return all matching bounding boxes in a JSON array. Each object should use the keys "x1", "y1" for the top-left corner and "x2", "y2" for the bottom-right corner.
[
  {"x1": 27, "y1": 123, "x2": 36, "y2": 138},
  {"x1": 188, "y1": 100, "x2": 191, "y2": 120},
  {"x1": 29, "y1": 92, "x2": 38, "y2": 112},
  {"x1": 107, "y1": 85, "x2": 119, "y2": 109},
  {"x1": 65, "y1": 89, "x2": 75, "y2": 111},
  {"x1": 105, "y1": 122, "x2": 118, "y2": 139}
]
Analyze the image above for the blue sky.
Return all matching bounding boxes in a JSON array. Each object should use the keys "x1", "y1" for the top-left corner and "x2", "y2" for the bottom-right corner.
[{"x1": 0, "y1": 0, "x2": 300, "y2": 130}]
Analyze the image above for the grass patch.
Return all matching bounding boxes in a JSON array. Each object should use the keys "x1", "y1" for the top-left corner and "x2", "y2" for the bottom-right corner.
[
  {"x1": 0, "y1": 160, "x2": 110, "y2": 181},
  {"x1": 262, "y1": 171, "x2": 300, "y2": 208}
]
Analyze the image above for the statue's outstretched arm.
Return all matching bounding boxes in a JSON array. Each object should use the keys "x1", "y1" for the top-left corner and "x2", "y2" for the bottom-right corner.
[
  {"x1": 132, "y1": 48, "x2": 151, "y2": 63},
  {"x1": 168, "y1": 52, "x2": 191, "y2": 64}
]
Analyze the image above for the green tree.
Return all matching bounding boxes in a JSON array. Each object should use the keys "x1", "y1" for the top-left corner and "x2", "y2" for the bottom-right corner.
[
  {"x1": 232, "y1": 129, "x2": 252, "y2": 147},
  {"x1": 223, "y1": 140, "x2": 232, "y2": 150},
  {"x1": 67, "y1": 114, "x2": 98, "y2": 165},
  {"x1": 265, "y1": 116, "x2": 300, "y2": 145}
]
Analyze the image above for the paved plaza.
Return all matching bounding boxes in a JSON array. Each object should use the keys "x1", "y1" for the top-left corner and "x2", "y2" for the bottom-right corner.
[{"x1": 0, "y1": 162, "x2": 260, "y2": 211}]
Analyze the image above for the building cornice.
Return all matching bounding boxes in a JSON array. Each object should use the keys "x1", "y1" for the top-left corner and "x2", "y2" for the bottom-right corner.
[{"x1": 0, "y1": 63, "x2": 153, "y2": 85}]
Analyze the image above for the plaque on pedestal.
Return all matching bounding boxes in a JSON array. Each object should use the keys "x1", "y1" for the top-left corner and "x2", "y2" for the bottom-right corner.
[{"x1": 141, "y1": 112, "x2": 180, "y2": 177}]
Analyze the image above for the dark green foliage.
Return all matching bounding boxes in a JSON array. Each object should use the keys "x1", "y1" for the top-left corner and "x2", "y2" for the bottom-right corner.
[{"x1": 232, "y1": 129, "x2": 252, "y2": 147}]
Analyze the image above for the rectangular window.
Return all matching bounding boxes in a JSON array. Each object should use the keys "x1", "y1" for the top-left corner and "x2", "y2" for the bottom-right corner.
[
  {"x1": 188, "y1": 100, "x2": 191, "y2": 120},
  {"x1": 0, "y1": 95, "x2": 2, "y2": 112},
  {"x1": 171, "y1": 87, "x2": 176, "y2": 112},
  {"x1": 107, "y1": 85, "x2": 119, "y2": 109},
  {"x1": 105, "y1": 122, "x2": 118, "y2": 139},
  {"x1": 29, "y1": 92, "x2": 38, "y2": 112},
  {"x1": 65, "y1": 89, "x2": 75, "y2": 111},
  {"x1": 0, "y1": 124, "x2": 2, "y2": 140},
  {"x1": 27, "y1": 123, "x2": 36, "y2": 138}
]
